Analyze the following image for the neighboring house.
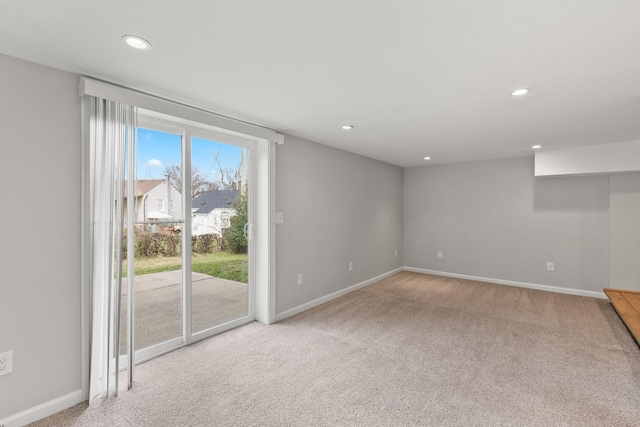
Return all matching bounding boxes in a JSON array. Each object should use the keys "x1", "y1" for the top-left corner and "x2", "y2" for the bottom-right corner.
[
  {"x1": 191, "y1": 190, "x2": 240, "y2": 236},
  {"x1": 123, "y1": 178, "x2": 183, "y2": 231}
]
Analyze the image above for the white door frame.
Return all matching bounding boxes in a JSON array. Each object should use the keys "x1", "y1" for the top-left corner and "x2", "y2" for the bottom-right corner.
[{"x1": 118, "y1": 113, "x2": 260, "y2": 365}]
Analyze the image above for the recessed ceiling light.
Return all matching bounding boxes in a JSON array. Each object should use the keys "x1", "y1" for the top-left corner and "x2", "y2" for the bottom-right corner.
[
  {"x1": 424, "y1": 156, "x2": 431, "y2": 160},
  {"x1": 531, "y1": 145, "x2": 542, "y2": 149},
  {"x1": 341, "y1": 125, "x2": 354, "y2": 130},
  {"x1": 512, "y1": 88, "x2": 531, "y2": 96},
  {"x1": 122, "y1": 35, "x2": 151, "y2": 51}
]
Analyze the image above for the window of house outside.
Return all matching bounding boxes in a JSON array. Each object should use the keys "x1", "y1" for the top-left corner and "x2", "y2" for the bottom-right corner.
[{"x1": 221, "y1": 210, "x2": 231, "y2": 229}]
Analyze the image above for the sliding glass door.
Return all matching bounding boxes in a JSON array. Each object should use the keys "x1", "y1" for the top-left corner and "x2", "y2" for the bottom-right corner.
[{"x1": 120, "y1": 110, "x2": 255, "y2": 365}]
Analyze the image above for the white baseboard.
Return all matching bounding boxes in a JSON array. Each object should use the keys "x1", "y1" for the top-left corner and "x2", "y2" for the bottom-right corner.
[
  {"x1": 275, "y1": 267, "x2": 404, "y2": 322},
  {"x1": 0, "y1": 389, "x2": 83, "y2": 427},
  {"x1": 403, "y1": 266, "x2": 607, "y2": 299}
]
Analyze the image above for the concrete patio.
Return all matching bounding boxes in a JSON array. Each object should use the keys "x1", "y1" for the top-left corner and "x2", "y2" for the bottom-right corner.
[{"x1": 119, "y1": 270, "x2": 248, "y2": 351}]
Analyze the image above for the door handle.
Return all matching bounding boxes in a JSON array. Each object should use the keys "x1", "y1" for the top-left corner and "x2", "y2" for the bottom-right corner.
[{"x1": 243, "y1": 223, "x2": 254, "y2": 239}]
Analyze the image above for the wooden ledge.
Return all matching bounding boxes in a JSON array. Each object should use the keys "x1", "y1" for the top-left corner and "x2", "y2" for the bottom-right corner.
[{"x1": 604, "y1": 288, "x2": 640, "y2": 346}]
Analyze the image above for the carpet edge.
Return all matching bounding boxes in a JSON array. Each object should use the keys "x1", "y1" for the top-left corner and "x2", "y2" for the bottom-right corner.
[
  {"x1": 1, "y1": 389, "x2": 83, "y2": 427},
  {"x1": 274, "y1": 267, "x2": 404, "y2": 322},
  {"x1": 404, "y1": 266, "x2": 607, "y2": 299}
]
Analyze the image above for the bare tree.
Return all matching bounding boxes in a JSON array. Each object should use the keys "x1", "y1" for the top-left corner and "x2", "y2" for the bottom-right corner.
[
  {"x1": 164, "y1": 164, "x2": 217, "y2": 199},
  {"x1": 163, "y1": 150, "x2": 244, "y2": 199},
  {"x1": 214, "y1": 151, "x2": 243, "y2": 190}
]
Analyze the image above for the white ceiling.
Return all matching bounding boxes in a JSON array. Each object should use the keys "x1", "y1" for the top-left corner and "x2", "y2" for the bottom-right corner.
[{"x1": 1, "y1": 1, "x2": 639, "y2": 167}]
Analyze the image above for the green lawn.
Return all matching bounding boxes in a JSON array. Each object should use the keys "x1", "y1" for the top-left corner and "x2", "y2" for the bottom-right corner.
[{"x1": 124, "y1": 252, "x2": 248, "y2": 283}]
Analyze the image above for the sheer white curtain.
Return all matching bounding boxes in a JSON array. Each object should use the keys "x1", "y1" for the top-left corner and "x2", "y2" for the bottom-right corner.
[{"x1": 87, "y1": 96, "x2": 136, "y2": 399}]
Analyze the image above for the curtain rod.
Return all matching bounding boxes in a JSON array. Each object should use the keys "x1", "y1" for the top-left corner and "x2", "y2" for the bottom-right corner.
[{"x1": 79, "y1": 75, "x2": 282, "y2": 135}]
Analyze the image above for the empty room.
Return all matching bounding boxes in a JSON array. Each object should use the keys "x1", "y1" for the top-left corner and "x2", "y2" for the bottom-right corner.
[{"x1": 1, "y1": 1, "x2": 639, "y2": 426}]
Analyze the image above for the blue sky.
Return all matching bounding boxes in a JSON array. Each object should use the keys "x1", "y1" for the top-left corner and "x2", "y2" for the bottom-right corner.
[{"x1": 137, "y1": 127, "x2": 243, "y2": 183}]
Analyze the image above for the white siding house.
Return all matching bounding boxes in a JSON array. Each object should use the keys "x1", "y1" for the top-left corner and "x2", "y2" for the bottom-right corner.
[
  {"x1": 124, "y1": 179, "x2": 183, "y2": 231},
  {"x1": 191, "y1": 190, "x2": 240, "y2": 236}
]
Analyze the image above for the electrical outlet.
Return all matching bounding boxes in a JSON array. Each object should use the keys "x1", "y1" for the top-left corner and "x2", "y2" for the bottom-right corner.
[
  {"x1": 547, "y1": 262, "x2": 554, "y2": 272},
  {"x1": 297, "y1": 273, "x2": 304, "y2": 286},
  {"x1": 0, "y1": 351, "x2": 13, "y2": 377},
  {"x1": 349, "y1": 261, "x2": 353, "y2": 272},
  {"x1": 394, "y1": 249, "x2": 398, "y2": 258},
  {"x1": 275, "y1": 212, "x2": 284, "y2": 224},
  {"x1": 437, "y1": 251, "x2": 443, "y2": 259}
]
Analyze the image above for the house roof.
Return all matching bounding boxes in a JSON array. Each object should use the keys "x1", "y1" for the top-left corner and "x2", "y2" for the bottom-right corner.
[
  {"x1": 123, "y1": 180, "x2": 164, "y2": 198},
  {"x1": 192, "y1": 190, "x2": 240, "y2": 214}
]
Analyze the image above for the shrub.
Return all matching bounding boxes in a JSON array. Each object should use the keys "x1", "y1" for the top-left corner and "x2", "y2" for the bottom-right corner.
[
  {"x1": 123, "y1": 232, "x2": 181, "y2": 258},
  {"x1": 192, "y1": 234, "x2": 222, "y2": 254},
  {"x1": 224, "y1": 194, "x2": 248, "y2": 254},
  {"x1": 123, "y1": 232, "x2": 224, "y2": 258}
]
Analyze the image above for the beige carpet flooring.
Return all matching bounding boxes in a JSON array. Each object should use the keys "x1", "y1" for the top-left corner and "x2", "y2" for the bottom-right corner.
[{"x1": 31, "y1": 272, "x2": 640, "y2": 426}]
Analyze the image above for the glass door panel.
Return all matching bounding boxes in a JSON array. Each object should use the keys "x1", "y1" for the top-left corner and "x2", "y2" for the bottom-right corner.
[
  {"x1": 190, "y1": 137, "x2": 249, "y2": 334},
  {"x1": 120, "y1": 127, "x2": 184, "y2": 355}
]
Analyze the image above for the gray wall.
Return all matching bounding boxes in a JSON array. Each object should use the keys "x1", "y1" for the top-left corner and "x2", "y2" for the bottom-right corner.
[
  {"x1": 3, "y1": 52, "x2": 638, "y2": 421},
  {"x1": 404, "y1": 156, "x2": 610, "y2": 293},
  {"x1": 609, "y1": 172, "x2": 640, "y2": 291},
  {"x1": 0, "y1": 54, "x2": 82, "y2": 419},
  {"x1": 276, "y1": 135, "x2": 404, "y2": 313}
]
